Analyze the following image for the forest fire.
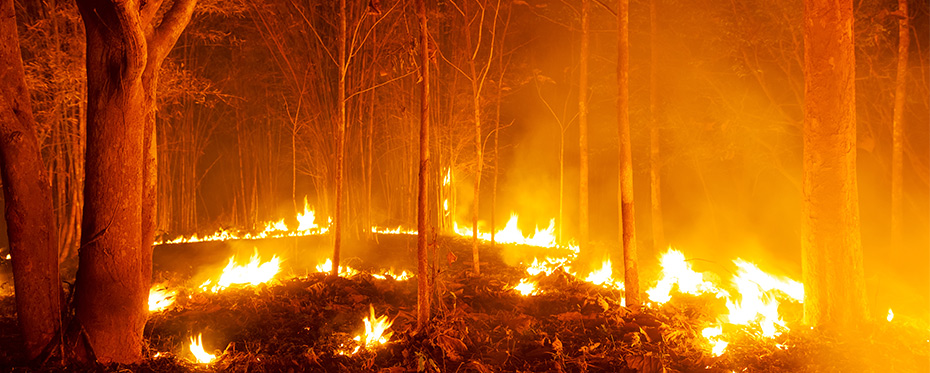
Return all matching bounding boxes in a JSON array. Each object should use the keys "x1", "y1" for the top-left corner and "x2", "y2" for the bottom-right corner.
[
  {"x1": 0, "y1": 0, "x2": 925, "y2": 370},
  {"x1": 189, "y1": 333, "x2": 216, "y2": 364},
  {"x1": 148, "y1": 285, "x2": 176, "y2": 312},
  {"x1": 199, "y1": 250, "x2": 281, "y2": 293}
]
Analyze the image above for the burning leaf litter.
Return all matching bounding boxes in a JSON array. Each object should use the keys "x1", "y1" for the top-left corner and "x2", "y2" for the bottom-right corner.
[{"x1": 189, "y1": 333, "x2": 216, "y2": 364}]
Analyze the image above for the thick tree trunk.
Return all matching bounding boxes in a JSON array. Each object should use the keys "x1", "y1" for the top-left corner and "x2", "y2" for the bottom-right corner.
[
  {"x1": 617, "y1": 0, "x2": 640, "y2": 308},
  {"x1": 648, "y1": 0, "x2": 665, "y2": 251},
  {"x1": 73, "y1": 0, "x2": 195, "y2": 363},
  {"x1": 891, "y1": 0, "x2": 909, "y2": 248},
  {"x1": 416, "y1": 0, "x2": 430, "y2": 332},
  {"x1": 801, "y1": 0, "x2": 867, "y2": 328},
  {"x1": 0, "y1": 0, "x2": 63, "y2": 359},
  {"x1": 578, "y1": 0, "x2": 590, "y2": 254},
  {"x1": 333, "y1": 0, "x2": 347, "y2": 276}
]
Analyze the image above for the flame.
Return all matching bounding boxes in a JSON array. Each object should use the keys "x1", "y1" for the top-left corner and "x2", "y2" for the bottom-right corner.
[
  {"x1": 315, "y1": 258, "x2": 359, "y2": 277},
  {"x1": 189, "y1": 333, "x2": 216, "y2": 364},
  {"x1": 646, "y1": 249, "x2": 728, "y2": 304},
  {"x1": 701, "y1": 326, "x2": 729, "y2": 356},
  {"x1": 296, "y1": 197, "x2": 321, "y2": 232},
  {"x1": 584, "y1": 259, "x2": 624, "y2": 290},
  {"x1": 371, "y1": 226, "x2": 418, "y2": 235},
  {"x1": 148, "y1": 284, "x2": 176, "y2": 312},
  {"x1": 200, "y1": 249, "x2": 280, "y2": 293},
  {"x1": 353, "y1": 304, "x2": 393, "y2": 349},
  {"x1": 372, "y1": 269, "x2": 413, "y2": 281},
  {"x1": 887, "y1": 308, "x2": 894, "y2": 322},
  {"x1": 724, "y1": 259, "x2": 803, "y2": 337},
  {"x1": 515, "y1": 278, "x2": 538, "y2": 296}
]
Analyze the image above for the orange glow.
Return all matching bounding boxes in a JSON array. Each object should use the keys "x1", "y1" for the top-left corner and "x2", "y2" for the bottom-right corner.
[
  {"x1": 189, "y1": 333, "x2": 216, "y2": 364},
  {"x1": 148, "y1": 284, "x2": 176, "y2": 312},
  {"x1": 200, "y1": 249, "x2": 281, "y2": 293}
]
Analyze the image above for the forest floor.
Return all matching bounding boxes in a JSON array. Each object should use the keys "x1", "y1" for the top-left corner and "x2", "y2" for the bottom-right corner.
[{"x1": 0, "y1": 234, "x2": 927, "y2": 372}]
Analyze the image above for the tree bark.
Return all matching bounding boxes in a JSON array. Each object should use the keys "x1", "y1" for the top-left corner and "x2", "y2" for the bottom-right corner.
[
  {"x1": 890, "y1": 0, "x2": 909, "y2": 249},
  {"x1": 333, "y1": 0, "x2": 347, "y2": 277},
  {"x1": 617, "y1": 0, "x2": 640, "y2": 308},
  {"x1": 416, "y1": 0, "x2": 430, "y2": 332},
  {"x1": 0, "y1": 0, "x2": 63, "y2": 359},
  {"x1": 801, "y1": 0, "x2": 867, "y2": 328},
  {"x1": 649, "y1": 0, "x2": 665, "y2": 251},
  {"x1": 578, "y1": 0, "x2": 590, "y2": 254},
  {"x1": 73, "y1": 0, "x2": 195, "y2": 363}
]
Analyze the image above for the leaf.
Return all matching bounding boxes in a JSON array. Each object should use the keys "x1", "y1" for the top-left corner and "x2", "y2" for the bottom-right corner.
[{"x1": 436, "y1": 334, "x2": 467, "y2": 361}]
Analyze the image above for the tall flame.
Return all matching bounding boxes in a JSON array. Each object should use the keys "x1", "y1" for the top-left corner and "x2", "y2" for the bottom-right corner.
[
  {"x1": 189, "y1": 333, "x2": 216, "y2": 364},
  {"x1": 354, "y1": 304, "x2": 393, "y2": 349}
]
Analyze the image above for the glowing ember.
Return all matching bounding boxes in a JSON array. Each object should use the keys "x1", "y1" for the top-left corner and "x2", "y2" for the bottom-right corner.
[
  {"x1": 148, "y1": 284, "x2": 176, "y2": 312},
  {"x1": 372, "y1": 269, "x2": 413, "y2": 280},
  {"x1": 701, "y1": 326, "x2": 729, "y2": 356},
  {"x1": 189, "y1": 333, "x2": 215, "y2": 364},
  {"x1": 646, "y1": 249, "x2": 728, "y2": 304},
  {"x1": 887, "y1": 308, "x2": 894, "y2": 322},
  {"x1": 200, "y1": 249, "x2": 281, "y2": 293},
  {"x1": 584, "y1": 259, "x2": 624, "y2": 290},
  {"x1": 371, "y1": 226, "x2": 418, "y2": 235},
  {"x1": 725, "y1": 259, "x2": 803, "y2": 337},
  {"x1": 353, "y1": 304, "x2": 393, "y2": 350},
  {"x1": 514, "y1": 278, "x2": 538, "y2": 296},
  {"x1": 315, "y1": 258, "x2": 359, "y2": 277}
]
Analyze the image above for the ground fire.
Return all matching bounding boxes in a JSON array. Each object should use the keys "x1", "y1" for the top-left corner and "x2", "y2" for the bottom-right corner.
[{"x1": 0, "y1": 0, "x2": 927, "y2": 371}]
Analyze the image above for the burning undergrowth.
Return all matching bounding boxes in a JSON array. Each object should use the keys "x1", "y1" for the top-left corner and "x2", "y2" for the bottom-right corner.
[{"x1": 0, "y1": 234, "x2": 926, "y2": 371}]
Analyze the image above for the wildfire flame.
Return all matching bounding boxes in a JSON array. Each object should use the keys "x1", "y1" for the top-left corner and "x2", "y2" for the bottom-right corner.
[
  {"x1": 200, "y1": 249, "x2": 281, "y2": 293},
  {"x1": 584, "y1": 259, "x2": 624, "y2": 290},
  {"x1": 148, "y1": 284, "x2": 176, "y2": 312},
  {"x1": 887, "y1": 308, "x2": 894, "y2": 322},
  {"x1": 725, "y1": 259, "x2": 803, "y2": 337},
  {"x1": 189, "y1": 333, "x2": 216, "y2": 364},
  {"x1": 646, "y1": 249, "x2": 728, "y2": 303},
  {"x1": 701, "y1": 326, "x2": 729, "y2": 356},
  {"x1": 515, "y1": 278, "x2": 538, "y2": 296},
  {"x1": 315, "y1": 258, "x2": 359, "y2": 277},
  {"x1": 353, "y1": 304, "x2": 393, "y2": 350}
]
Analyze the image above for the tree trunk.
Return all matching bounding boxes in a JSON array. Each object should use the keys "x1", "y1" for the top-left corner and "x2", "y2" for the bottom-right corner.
[
  {"x1": 617, "y1": 0, "x2": 640, "y2": 308},
  {"x1": 73, "y1": 0, "x2": 195, "y2": 363},
  {"x1": 0, "y1": 0, "x2": 63, "y2": 359},
  {"x1": 578, "y1": 0, "x2": 590, "y2": 254},
  {"x1": 333, "y1": 0, "x2": 347, "y2": 276},
  {"x1": 801, "y1": 0, "x2": 867, "y2": 328},
  {"x1": 649, "y1": 0, "x2": 665, "y2": 251},
  {"x1": 890, "y1": 0, "x2": 909, "y2": 249},
  {"x1": 416, "y1": 0, "x2": 430, "y2": 332}
]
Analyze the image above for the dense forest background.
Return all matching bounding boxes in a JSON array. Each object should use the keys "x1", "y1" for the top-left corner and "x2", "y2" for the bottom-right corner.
[{"x1": 3, "y1": 0, "x2": 928, "y2": 317}]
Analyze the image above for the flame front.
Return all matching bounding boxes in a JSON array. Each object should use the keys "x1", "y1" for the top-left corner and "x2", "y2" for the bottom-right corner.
[
  {"x1": 724, "y1": 259, "x2": 803, "y2": 337},
  {"x1": 584, "y1": 259, "x2": 624, "y2": 290},
  {"x1": 646, "y1": 249, "x2": 728, "y2": 303},
  {"x1": 148, "y1": 285, "x2": 176, "y2": 312},
  {"x1": 201, "y1": 249, "x2": 280, "y2": 293},
  {"x1": 354, "y1": 304, "x2": 393, "y2": 350},
  {"x1": 189, "y1": 333, "x2": 216, "y2": 364}
]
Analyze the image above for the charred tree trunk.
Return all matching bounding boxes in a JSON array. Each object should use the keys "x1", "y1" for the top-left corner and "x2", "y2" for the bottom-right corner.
[
  {"x1": 801, "y1": 0, "x2": 867, "y2": 328},
  {"x1": 616, "y1": 0, "x2": 640, "y2": 308},
  {"x1": 578, "y1": 0, "x2": 590, "y2": 254},
  {"x1": 72, "y1": 0, "x2": 195, "y2": 363},
  {"x1": 890, "y1": 0, "x2": 909, "y2": 248},
  {"x1": 648, "y1": 0, "x2": 665, "y2": 252},
  {"x1": 0, "y1": 0, "x2": 63, "y2": 359},
  {"x1": 333, "y1": 0, "x2": 347, "y2": 277},
  {"x1": 416, "y1": 0, "x2": 430, "y2": 332}
]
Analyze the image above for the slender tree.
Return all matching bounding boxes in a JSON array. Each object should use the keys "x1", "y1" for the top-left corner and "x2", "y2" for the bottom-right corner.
[
  {"x1": 0, "y1": 0, "x2": 63, "y2": 360},
  {"x1": 616, "y1": 0, "x2": 640, "y2": 308},
  {"x1": 579, "y1": 0, "x2": 590, "y2": 254},
  {"x1": 416, "y1": 0, "x2": 430, "y2": 332},
  {"x1": 333, "y1": 0, "x2": 347, "y2": 276},
  {"x1": 72, "y1": 0, "x2": 195, "y2": 362},
  {"x1": 801, "y1": 0, "x2": 867, "y2": 328},
  {"x1": 649, "y1": 0, "x2": 665, "y2": 252},
  {"x1": 890, "y1": 0, "x2": 909, "y2": 248}
]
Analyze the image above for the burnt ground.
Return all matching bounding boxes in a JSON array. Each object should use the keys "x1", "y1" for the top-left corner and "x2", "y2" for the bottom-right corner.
[{"x1": 0, "y1": 234, "x2": 927, "y2": 372}]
